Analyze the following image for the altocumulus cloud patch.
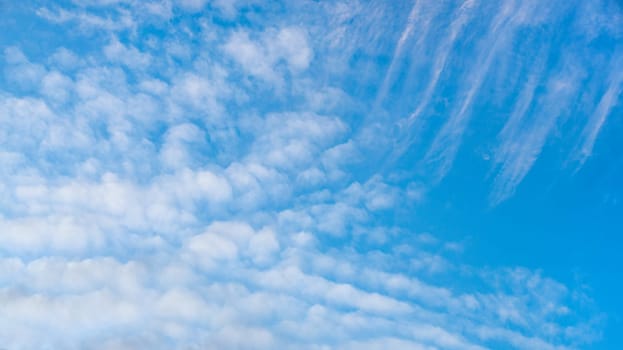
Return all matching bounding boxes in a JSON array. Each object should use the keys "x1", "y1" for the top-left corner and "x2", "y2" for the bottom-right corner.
[{"x1": 0, "y1": 0, "x2": 620, "y2": 349}]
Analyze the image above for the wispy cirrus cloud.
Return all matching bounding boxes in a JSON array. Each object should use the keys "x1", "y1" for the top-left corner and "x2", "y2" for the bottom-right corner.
[
  {"x1": 367, "y1": 0, "x2": 622, "y2": 204},
  {"x1": 574, "y1": 60, "x2": 623, "y2": 167}
]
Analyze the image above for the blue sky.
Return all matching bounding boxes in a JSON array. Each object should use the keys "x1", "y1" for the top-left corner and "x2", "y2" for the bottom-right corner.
[{"x1": 0, "y1": 0, "x2": 621, "y2": 349}]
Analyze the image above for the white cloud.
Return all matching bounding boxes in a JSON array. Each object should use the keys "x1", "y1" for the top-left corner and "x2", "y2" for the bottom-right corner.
[
  {"x1": 246, "y1": 112, "x2": 348, "y2": 171},
  {"x1": 0, "y1": 216, "x2": 105, "y2": 254},
  {"x1": 170, "y1": 71, "x2": 229, "y2": 117},
  {"x1": 49, "y1": 47, "x2": 82, "y2": 70},
  {"x1": 223, "y1": 26, "x2": 313, "y2": 87},
  {"x1": 0, "y1": 1, "x2": 607, "y2": 349},
  {"x1": 423, "y1": 1, "x2": 520, "y2": 182},
  {"x1": 490, "y1": 60, "x2": 584, "y2": 204},
  {"x1": 271, "y1": 27, "x2": 313, "y2": 71},
  {"x1": 37, "y1": 6, "x2": 136, "y2": 32},
  {"x1": 223, "y1": 31, "x2": 280, "y2": 84},
  {"x1": 178, "y1": 0, "x2": 208, "y2": 12},
  {"x1": 103, "y1": 38, "x2": 152, "y2": 69},
  {"x1": 40, "y1": 70, "x2": 74, "y2": 103},
  {"x1": 184, "y1": 231, "x2": 239, "y2": 269},
  {"x1": 211, "y1": 0, "x2": 243, "y2": 18},
  {"x1": 3, "y1": 47, "x2": 47, "y2": 90},
  {"x1": 159, "y1": 123, "x2": 205, "y2": 169},
  {"x1": 574, "y1": 62, "x2": 623, "y2": 166},
  {"x1": 248, "y1": 228, "x2": 280, "y2": 265}
]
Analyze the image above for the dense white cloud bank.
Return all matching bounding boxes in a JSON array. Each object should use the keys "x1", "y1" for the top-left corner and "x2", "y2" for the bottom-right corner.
[{"x1": 0, "y1": 0, "x2": 615, "y2": 349}]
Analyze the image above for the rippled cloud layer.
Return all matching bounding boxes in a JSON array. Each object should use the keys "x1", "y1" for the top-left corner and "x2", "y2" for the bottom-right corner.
[{"x1": 1, "y1": 0, "x2": 620, "y2": 349}]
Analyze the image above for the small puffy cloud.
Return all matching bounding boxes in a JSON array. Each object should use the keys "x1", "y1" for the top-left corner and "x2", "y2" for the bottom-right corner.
[
  {"x1": 4, "y1": 46, "x2": 29, "y2": 64},
  {"x1": 49, "y1": 47, "x2": 81, "y2": 70},
  {"x1": 103, "y1": 38, "x2": 152, "y2": 69},
  {"x1": 170, "y1": 71, "x2": 229, "y2": 117},
  {"x1": 211, "y1": 0, "x2": 242, "y2": 18},
  {"x1": 40, "y1": 71, "x2": 73, "y2": 103},
  {"x1": 177, "y1": 0, "x2": 209, "y2": 12},
  {"x1": 353, "y1": 177, "x2": 400, "y2": 211},
  {"x1": 159, "y1": 123, "x2": 206, "y2": 169},
  {"x1": 185, "y1": 231, "x2": 239, "y2": 269},
  {"x1": 3, "y1": 47, "x2": 47, "y2": 90},
  {"x1": 223, "y1": 26, "x2": 313, "y2": 87},
  {"x1": 223, "y1": 31, "x2": 279, "y2": 83},
  {"x1": 244, "y1": 112, "x2": 348, "y2": 172},
  {"x1": 0, "y1": 216, "x2": 105, "y2": 254},
  {"x1": 248, "y1": 228, "x2": 280, "y2": 265},
  {"x1": 271, "y1": 27, "x2": 313, "y2": 71}
]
